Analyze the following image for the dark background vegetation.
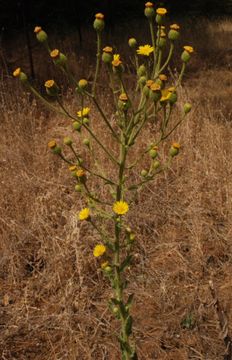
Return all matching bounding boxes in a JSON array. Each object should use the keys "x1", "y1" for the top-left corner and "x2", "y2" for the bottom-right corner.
[{"x1": 0, "y1": 0, "x2": 232, "y2": 33}]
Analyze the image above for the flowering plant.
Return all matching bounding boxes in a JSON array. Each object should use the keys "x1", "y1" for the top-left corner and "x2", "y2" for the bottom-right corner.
[{"x1": 14, "y1": 3, "x2": 193, "y2": 359}]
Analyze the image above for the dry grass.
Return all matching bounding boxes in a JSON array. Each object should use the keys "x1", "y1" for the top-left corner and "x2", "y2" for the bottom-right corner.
[{"x1": 1, "y1": 18, "x2": 232, "y2": 360}]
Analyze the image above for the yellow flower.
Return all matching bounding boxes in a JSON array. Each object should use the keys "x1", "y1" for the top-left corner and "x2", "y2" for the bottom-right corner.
[
  {"x1": 78, "y1": 208, "x2": 90, "y2": 221},
  {"x1": 113, "y1": 201, "x2": 129, "y2": 215},
  {"x1": 150, "y1": 83, "x2": 161, "y2": 91},
  {"x1": 77, "y1": 107, "x2": 90, "y2": 118},
  {"x1": 112, "y1": 54, "x2": 122, "y2": 67},
  {"x1": 159, "y1": 74, "x2": 167, "y2": 81},
  {"x1": 170, "y1": 24, "x2": 180, "y2": 30},
  {"x1": 50, "y1": 49, "x2": 60, "y2": 59},
  {"x1": 146, "y1": 79, "x2": 154, "y2": 88},
  {"x1": 172, "y1": 142, "x2": 181, "y2": 149},
  {"x1": 48, "y1": 140, "x2": 57, "y2": 149},
  {"x1": 69, "y1": 165, "x2": 77, "y2": 171},
  {"x1": 95, "y1": 13, "x2": 104, "y2": 20},
  {"x1": 76, "y1": 168, "x2": 85, "y2": 177},
  {"x1": 103, "y1": 46, "x2": 113, "y2": 53},
  {"x1": 183, "y1": 46, "x2": 194, "y2": 53},
  {"x1": 34, "y1": 26, "x2": 42, "y2": 33},
  {"x1": 44, "y1": 80, "x2": 55, "y2": 88},
  {"x1": 156, "y1": 8, "x2": 167, "y2": 16},
  {"x1": 160, "y1": 89, "x2": 172, "y2": 102},
  {"x1": 13, "y1": 67, "x2": 21, "y2": 77},
  {"x1": 119, "y1": 93, "x2": 128, "y2": 101},
  {"x1": 93, "y1": 244, "x2": 106, "y2": 257},
  {"x1": 136, "y1": 45, "x2": 154, "y2": 56},
  {"x1": 145, "y1": 2, "x2": 154, "y2": 7}
]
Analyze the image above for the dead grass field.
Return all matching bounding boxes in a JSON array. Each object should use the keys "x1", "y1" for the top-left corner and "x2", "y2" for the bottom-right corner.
[{"x1": 1, "y1": 17, "x2": 232, "y2": 360}]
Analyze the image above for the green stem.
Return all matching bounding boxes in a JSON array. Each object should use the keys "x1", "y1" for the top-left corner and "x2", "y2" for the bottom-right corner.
[
  {"x1": 92, "y1": 32, "x2": 101, "y2": 96},
  {"x1": 149, "y1": 19, "x2": 156, "y2": 75},
  {"x1": 157, "y1": 42, "x2": 174, "y2": 76}
]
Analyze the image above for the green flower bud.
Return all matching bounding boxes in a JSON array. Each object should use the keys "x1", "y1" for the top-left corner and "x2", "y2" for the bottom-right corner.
[
  {"x1": 153, "y1": 160, "x2": 161, "y2": 169},
  {"x1": 105, "y1": 266, "x2": 112, "y2": 273},
  {"x1": 169, "y1": 92, "x2": 177, "y2": 105},
  {"x1": 50, "y1": 49, "x2": 67, "y2": 66},
  {"x1": 144, "y1": 2, "x2": 155, "y2": 19},
  {"x1": 138, "y1": 76, "x2": 147, "y2": 86},
  {"x1": 129, "y1": 233, "x2": 135, "y2": 241},
  {"x1": 13, "y1": 68, "x2": 28, "y2": 83},
  {"x1": 158, "y1": 37, "x2": 166, "y2": 49},
  {"x1": 156, "y1": 14, "x2": 163, "y2": 25},
  {"x1": 52, "y1": 146, "x2": 62, "y2": 155},
  {"x1": 118, "y1": 93, "x2": 130, "y2": 111},
  {"x1": 63, "y1": 137, "x2": 72, "y2": 146},
  {"x1": 169, "y1": 143, "x2": 180, "y2": 157},
  {"x1": 184, "y1": 103, "x2": 192, "y2": 114},
  {"x1": 137, "y1": 64, "x2": 146, "y2": 77},
  {"x1": 83, "y1": 117, "x2": 89, "y2": 125},
  {"x1": 75, "y1": 184, "x2": 82, "y2": 192},
  {"x1": 44, "y1": 80, "x2": 59, "y2": 97},
  {"x1": 168, "y1": 29, "x2": 180, "y2": 41},
  {"x1": 149, "y1": 148, "x2": 158, "y2": 159},
  {"x1": 143, "y1": 85, "x2": 150, "y2": 97},
  {"x1": 34, "y1": 26, "x2": 48, "y2": 43},
  {"x1": 128, "y1": 37, "x2": 137, "y2": 48},
  {"x1": 93, "y1": 13, "x2": 105, "y2": 32},
  {"x1": 83, "y1": 138, "x2": 90, "y2": 147},
  {"x1": 102, "y1": 52, "x2": 113, "y2": 63},
  {"x1": 141, "y1": 169, "x2": 148, "y2": 177},
  {"x1": 181, "y1": 50, "x2": 191, "y2": 63},
  {"x1": 73, "y1": 121, "x2": 82, "y2": 132}
]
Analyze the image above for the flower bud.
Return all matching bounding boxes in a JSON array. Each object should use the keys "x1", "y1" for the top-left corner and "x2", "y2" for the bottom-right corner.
[
  {"x1": 157, "y1": 37, "x2": 166, "y2": 49},
  {"x1": 138, "y1": 76, "x2": 147, "y2": 86},
  {"x1": 149, "y1": 83, "x2": 161, "y2": 102},
  {"x1": 83, "y1": 138, "x2": 90, "y2": 147},
  {"x1": 34, "y1": 26, "x2": 48, "y2": 43},
  {"x1": 149, "y1": 147, "x2": 158, "y2": 159},
  {"x1": 128, "y1": 37, "x2": 137, "y2": 48},
  {"x1": 75, "y1": 184, "x2": 82, "y2": 192},
  {"x1": 44, "y1": 80, "x2": 59, "y2": 96},
  {"x1": 50, "y1": 49, "x2": 67, "y2": 66},
  {"x1": 181, "y1": 46, "x2": 194, "y2": 63},
  {"x1": 118, "y1": 93, "x2": 130, "y2": 111},
  {"x1": 102, "y1": 46, "x2": 113, "y2": 63},
  {"x1": 137, "y1": 64, "x2": 146, "y2": 77},
  {"x1": 156, "y1": 8, "x2": 167, "y2": 25},
  {"x1": 73, "y1": 121, "x2": 82, "y2": 132},
  {"x1": 78, "y1": 79, "x2": 88, "y2": 90},
  {"x1": 93, "y1": 13, "x2": 105, "y2": 32},
  {"x1": 184, "y1": 103, "x2": 192, "y2": 114},
  {"x1": 13, "y1": 68, "x2": 28, "y2": 83},
  {"x1": 52, "y1": 146, "x2": 62, "y2": 155},
  {"x1": 141, "y1": 169, "x2": 148, "y2": 177},
  {"x1": 168, "y1": 30, "x2": 180, "y2": 41},
  {"x1": 48, "y1": 140, "x2": 57, "y2": 149},
  {"x1": 153, "y1": 160, "x2": 161, "y2": 169},
  {"x1": 169, "y1": 143, "x2": 180, "y2": 157},
  {"x1": 63, "y1": 137, "x2": 73, "y2": 146},
  {"x1": 144, "y1": 2, "x2": 155, "y2": 19}
]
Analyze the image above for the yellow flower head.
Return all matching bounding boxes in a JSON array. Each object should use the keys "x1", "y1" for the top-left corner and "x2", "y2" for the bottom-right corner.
[
  {"x1": 146, "y1": 79, "x2": 154, "y2": 88},
  {"x1": 156, "y1": 8, "x2": 167, "y2": 16},
  {"x1": 93, "y1": 244, "x2": 106, "y2": 257},
  {"x1": 69, "y1": 165, "x2": 77, "y2": 172},
  {"x1": 34, "y1": 26, "x2": 42, "y2": 33},
  {"x1": 160, "y1": 89, "x2": 172, "y2": 102},
  {"x1": 136, "y1": 44, "x2": 154, "y2": 56},
  {"x1": 103, "y1": 46, "x2": 113, "y2": 53},
  {"x1": 183, "y1": 46, "x2": 194, "y2": 53},
  {"x1": 48, "y1": 140, "x2": 57, "y2": 149},
  {"x1": 78, "y1": 207, "x2": 90, "y2": 221},
  {"x1": 113, "y1": 201, "x2": 129, "y2": 215},
  {"x1": 119, "y1": 93, "x2": 128, "y2": 102},
  {"x1": 77, "y1": 107, "x2": 90, "y2": 118},
  {"x1": 112, "y1": 54, "x2": 122, "y2": 67},
  {"x1": 76, "y1": 168, "x2": 85, "y2": 177},
  {"x1": 95, "y1": 13, "x2": 104, "y2": 20},
  {"x1": 150, "y1": 83, "x2": 161, "y2": 92},
  {"x1": 145, "y1": 2, "x2": 154, "y2": 7},
  {"x1": 168, "y1": 86, "x2": 176, "y2": 93},
  {"x1": 170, "y1": 24, "x2": 180, "y2": 30},
  {"x1": 13, "y1": 67, "x2": 21, "y2": 77},
  {"x1": 172, "y1": 142, "x2": 181, "y2": 149},
  {"x1": 50, "y1": 49, "x2": 60, "y2": 59},
  {"x1": 44, "y1": 80, "x2": 55, "y2": 88},
  {"x1": 159, "y1": 74, "x2": 167, "y2": 81}
]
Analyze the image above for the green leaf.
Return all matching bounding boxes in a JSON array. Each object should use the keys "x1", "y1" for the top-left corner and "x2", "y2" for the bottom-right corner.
[
  {"x1": 125, "y1": 315, "x2": 133, "y2": 336},
  {"x1": 126, "y1": 293, "x2": 134, "y2": 310},
  {"x1": 119, "y1": 255, "x2": 132, "y2": 272}
]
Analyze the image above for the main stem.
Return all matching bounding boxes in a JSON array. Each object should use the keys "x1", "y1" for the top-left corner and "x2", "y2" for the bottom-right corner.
[{"x1": 114, "y1": 132, "x2": 131, "y2": 360}]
